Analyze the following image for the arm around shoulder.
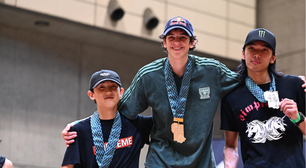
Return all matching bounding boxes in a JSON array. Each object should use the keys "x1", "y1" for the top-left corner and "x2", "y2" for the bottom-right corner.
[
  {"x1": 223, "y1": 130, "x2": 239, "y2": 168},
  {"x1": 61, "y1": 116, "x2": 92, "y2": 147}
]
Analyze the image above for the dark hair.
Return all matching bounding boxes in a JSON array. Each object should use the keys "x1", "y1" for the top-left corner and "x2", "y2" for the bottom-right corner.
[
  {"x1": 236, "y1": 58, "x2": 283, "y2": 81},
  {"x1": 159, "y1": 32, "x2": 198, "y2": 53}
]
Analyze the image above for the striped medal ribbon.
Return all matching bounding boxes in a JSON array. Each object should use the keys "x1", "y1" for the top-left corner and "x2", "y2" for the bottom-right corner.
[
  {"x1": 245, "y1": 73, "x2": 276, "y2": 103},
  {"x1": 90, "y1": 111, "x2": 122, "y2": 168},
  {"x1": 164, "y1": 57, "x2": 192, "y2": 143}
]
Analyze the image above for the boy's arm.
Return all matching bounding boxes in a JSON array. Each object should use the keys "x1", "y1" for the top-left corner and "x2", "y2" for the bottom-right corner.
[
  {"x1": 61, "y1": 116, "x2": 90, "y2": 146},
  {"x1": 62, "y1": 123, "x2": 77, "y2": 147},
  {"x1": 223, "y1": 130, "x2": 239, "y2": 168},
  {"x1": 118, "y1": 70, "x2": 149, "y2": 119},
  {"x1": 3, "y1": 158, "x2": 13, "y2": 168},
  {"x1": 62, "y1": 165, "x2": 74, "y2": 168},
  {"x1": 279, "y1": 98, "x2": 306, "y2": 135},
  {"x1": 217, "y1": 61, "x2": 240, "y2": 98}
]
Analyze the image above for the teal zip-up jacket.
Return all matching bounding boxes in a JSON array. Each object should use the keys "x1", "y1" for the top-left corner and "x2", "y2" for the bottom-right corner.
[{"x1": 118, "y1": 55, "x2": 239, "y2": 168}]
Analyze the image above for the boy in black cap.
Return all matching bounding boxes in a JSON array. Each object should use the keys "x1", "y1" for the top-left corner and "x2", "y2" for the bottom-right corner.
[
  {"x1": 221, "y1": 28, "x2": 305, "y2": 168},
  {"x1": 61, "y1": 69, "x2": 152, "y2": 168}
]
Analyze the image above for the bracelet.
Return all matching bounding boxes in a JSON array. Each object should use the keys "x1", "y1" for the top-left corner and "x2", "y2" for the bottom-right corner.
[{"x1": 290, "y1": 113, "x2": 301, "y2": 123}]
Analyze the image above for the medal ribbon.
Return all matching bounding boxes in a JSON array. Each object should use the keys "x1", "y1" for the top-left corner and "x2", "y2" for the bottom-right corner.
[
  {"x1": 164, "y1": 56, "x2": 192, "y2": 119},
  {"x1": 90, "y1": 111, "x2": 122, "y2": 168},
  {"x1": 245, "y1": 73, "x2": 276, "y2": 103}
]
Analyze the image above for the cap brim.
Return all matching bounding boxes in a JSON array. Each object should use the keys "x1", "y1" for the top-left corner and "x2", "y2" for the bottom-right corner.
[
  {"x1": 163, "y1": 26, "x2": 192, "y2": 36},
  {"x1": 92, "y1": 79, "x2": 122, "y2": 89},
  {"x1": 244, "y1": 38, "x2": 274, "y2": 51}
]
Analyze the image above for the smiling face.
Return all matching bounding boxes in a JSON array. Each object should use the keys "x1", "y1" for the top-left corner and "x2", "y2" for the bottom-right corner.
[
  {"x1": 88, "y1": 80, "x2": 124, "y2": 110},
  {"x1": 163, "y1": 28, "x2": 195, "y2": 60},
  {"x1": 242, "y1": 40, "x2": 276, "y2": 75}
]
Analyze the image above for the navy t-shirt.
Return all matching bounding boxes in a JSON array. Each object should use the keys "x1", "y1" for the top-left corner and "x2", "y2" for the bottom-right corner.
[
  {"x1": 221, "y1": 75, "x2": 305, "y2": 168},
  {"x1": 62, "y1": 114, "x2": 153, "y2": 168}
]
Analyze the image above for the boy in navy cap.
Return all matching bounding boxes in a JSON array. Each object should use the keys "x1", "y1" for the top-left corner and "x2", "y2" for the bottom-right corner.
[
  {"x1": 61, "y1": 69, "x2": 152, "y2": 168},
  {"x1": 221, "y1": 28, "x2": 305, "y2": 168}
]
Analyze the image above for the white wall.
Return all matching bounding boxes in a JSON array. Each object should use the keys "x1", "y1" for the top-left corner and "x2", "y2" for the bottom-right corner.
[
  {"x1": 0, "y1": 21, "x2": 157, "y2": 168},
  {"x1": 3, "y1": 0, "x2": 256, "y2": 60}
]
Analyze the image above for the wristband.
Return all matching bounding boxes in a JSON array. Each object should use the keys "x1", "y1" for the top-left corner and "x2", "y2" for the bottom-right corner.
[
  {"x1": 290, "y1": 113, "x2": 301, "y2": 123},
  {"x1": 290, "y1": 112, "x2": 305, "y2": 126}
]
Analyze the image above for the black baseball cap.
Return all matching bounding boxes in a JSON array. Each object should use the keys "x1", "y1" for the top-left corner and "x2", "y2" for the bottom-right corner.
[
  {"x1": 243, "y1": 28, "x2": 276, "y2": 54},
  {"x1": 163, "y1": 16, "x2": 194, "y2": 37},
  {"x1": 89, "y1": 69, "x2": 122, "y2": 90}
]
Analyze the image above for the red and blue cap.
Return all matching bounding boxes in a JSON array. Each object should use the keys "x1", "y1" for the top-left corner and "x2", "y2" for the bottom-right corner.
[{"x1": 163, "y1": 16, "x2": 194, "y2": 37}]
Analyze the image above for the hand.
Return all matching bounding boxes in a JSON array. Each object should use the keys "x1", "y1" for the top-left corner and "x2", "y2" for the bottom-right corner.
[
  {"x1": 62, "y1": 123, "x2": 77, "y2": 147},
  {"x1": 279, "y1": 98, "x2": 299, "y2": 120},
  {"x1": 298, "y1": 75, "x2": 306, "y2": 92}
]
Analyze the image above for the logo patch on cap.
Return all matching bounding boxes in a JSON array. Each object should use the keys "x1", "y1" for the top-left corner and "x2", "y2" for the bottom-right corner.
[
  {"x1": 258, "y1": 30, "x2": 266, "y2": 38},
  {"x1": 100, "y1": 72, "x2": 110, "y2": 76},
  {"x1": 170, "y1": 17, "x2": 187, "y2": 26}
]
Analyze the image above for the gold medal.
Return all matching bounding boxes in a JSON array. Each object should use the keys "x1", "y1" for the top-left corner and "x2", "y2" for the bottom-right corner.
[{"x1": 171, "y1": 118, "x2": 186, "y2": 143}]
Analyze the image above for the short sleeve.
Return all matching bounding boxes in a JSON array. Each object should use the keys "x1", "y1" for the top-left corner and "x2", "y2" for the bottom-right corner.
[
  {"x1": 217, "y1": 61, "x2": 240, "y2": 98},
  {"x1": 220, "y1": 97, "x2": 239, "y2": 132},
  {"x1": 61, "y1": 126, "x2": 81, "y2": 166}
]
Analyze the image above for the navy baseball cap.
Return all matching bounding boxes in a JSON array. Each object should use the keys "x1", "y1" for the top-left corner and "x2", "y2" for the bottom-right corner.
[
  {"x1": 243, "y1": 28, "x2": 276, "y2": 54},
  {"x1": 89, "y1": 69, "x2": 122, "y2": 90},
  {"x1": 163, "y1": 16, "x2": 194, "y2": 37}
]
